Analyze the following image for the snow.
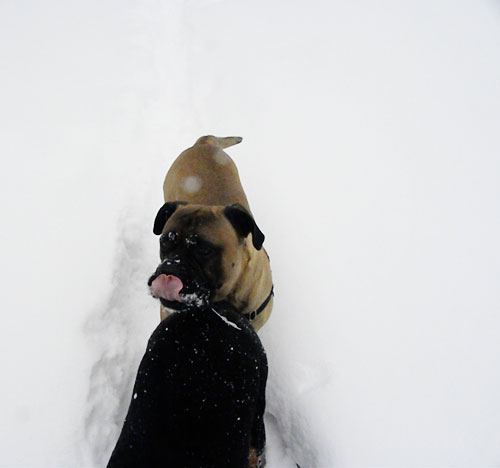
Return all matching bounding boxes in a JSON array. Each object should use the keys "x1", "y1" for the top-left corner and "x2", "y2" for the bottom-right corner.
[
  {"x1": 1, "y1": 0, "x2": 500, "y2": 467},
  {"x1": 181, "y1": 292, "x2": 207, "y2": 308},
  {"x1": 211, "y1": 308, "x2": 243, "y2": 331},
  {"x1": 183, "y1": 175, "x2": 203, "y2": 194}
]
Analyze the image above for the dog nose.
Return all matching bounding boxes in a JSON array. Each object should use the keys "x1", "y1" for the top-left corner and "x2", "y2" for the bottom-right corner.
[{"x1": 161, "y1": 255, "x2": 181, "y2": 266}]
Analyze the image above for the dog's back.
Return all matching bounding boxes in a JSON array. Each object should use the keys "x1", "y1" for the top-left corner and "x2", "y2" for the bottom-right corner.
[
  {"x1": 163, "y1": 135, "x2": 251, "y2": 212},
  {"x1": 107, "y1": 302, "x2": 267, "y2": 468}
]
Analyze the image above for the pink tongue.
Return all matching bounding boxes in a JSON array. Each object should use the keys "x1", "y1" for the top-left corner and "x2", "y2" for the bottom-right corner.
[{"x1": 151, "y1": 274, "x2": 183, "y2": 302}]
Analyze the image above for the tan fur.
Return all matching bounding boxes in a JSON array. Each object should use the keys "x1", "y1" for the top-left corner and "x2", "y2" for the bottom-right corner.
[
  {"x1": 226, "y1": 236, "x2": 273, "y2": 332},
  {"x1": 163, "y1": 136, "x2": 251, "y2": 211},
  {"x1": 248, "y1": 447, "x2": 262, "y2": 468},
  {"x1": 159, "y1": 136, "x2": 273, "y2": 331}
]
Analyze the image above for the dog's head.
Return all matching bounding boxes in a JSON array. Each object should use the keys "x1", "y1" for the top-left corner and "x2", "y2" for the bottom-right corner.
[{"x1": 148, "y1": 202, "x2": 265, "y2": 311}]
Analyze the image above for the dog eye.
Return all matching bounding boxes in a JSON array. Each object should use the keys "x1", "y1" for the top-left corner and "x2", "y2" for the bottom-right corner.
[{"x1": 195, "y1": 245, "x2": 213, "y2": 257}]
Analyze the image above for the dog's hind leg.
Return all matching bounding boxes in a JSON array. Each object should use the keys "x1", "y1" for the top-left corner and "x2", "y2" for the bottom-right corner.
[{"x1": 249, "y1": 447, "x2": 265, "y2": 468}]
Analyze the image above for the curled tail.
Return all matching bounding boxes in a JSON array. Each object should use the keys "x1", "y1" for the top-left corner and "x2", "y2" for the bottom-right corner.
[{"x1": 195, "y1": 135, "x2": 242, "y2": 149}]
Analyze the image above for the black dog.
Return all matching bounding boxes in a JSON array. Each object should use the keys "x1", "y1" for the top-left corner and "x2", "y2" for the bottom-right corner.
[{"x1": 107, "y1": 302, "x2": 267, "y2": 468}]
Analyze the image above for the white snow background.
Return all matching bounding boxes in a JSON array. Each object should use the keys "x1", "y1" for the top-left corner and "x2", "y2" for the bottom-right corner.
[{"x1": 1, "y1": 1, "x2": 499, "y2": 466}]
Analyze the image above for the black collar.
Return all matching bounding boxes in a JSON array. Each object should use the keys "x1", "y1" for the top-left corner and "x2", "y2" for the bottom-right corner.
[{"x1": 243, "y1": 286, "x2": 274, "y2": 321}]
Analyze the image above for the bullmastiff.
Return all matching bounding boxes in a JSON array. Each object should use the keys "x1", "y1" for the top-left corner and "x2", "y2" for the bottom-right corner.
[{"x1": 149, "y1": 135, "x2": 273, "y2": 331}]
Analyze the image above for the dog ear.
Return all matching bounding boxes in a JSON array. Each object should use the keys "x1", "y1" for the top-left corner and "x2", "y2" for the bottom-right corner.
[
  {"x1": 224, "y1": 204, "x2": 265, "y2": 250},
  {"x1": 153, "y1": 201, "x2": 183, "y2": 235}
]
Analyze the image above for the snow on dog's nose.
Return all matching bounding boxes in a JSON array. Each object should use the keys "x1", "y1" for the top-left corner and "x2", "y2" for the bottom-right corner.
[{"x1": 151, "y1": 274, "x2": 183, "y2": 302}]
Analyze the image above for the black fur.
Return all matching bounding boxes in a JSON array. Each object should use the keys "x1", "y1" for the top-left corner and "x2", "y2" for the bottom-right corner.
[
  {"x1": 153, "y1": 201, "x2": 186, "y2": 235},
  {"x1": 223, "y1": 204, "x2": 265, "y2": 250},
  {"x1": 107, "y1": 302, "x2": 267, "y2": 468}
]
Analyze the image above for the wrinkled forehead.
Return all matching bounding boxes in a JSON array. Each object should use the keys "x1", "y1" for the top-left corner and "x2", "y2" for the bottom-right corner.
[{"x1": 166, "y1": 206, "x2": 237, "y2": 245}]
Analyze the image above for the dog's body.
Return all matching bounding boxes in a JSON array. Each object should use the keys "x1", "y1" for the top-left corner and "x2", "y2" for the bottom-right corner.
[
  {"x1": 163, "y1": 135, "x2": 251, "y2": 211},
  {"x1": 154, "y1": 136, "x2": 273, "y2": 331},
  {"x1": 107, "y1": 302, "x2": 268, "y2": 468}
]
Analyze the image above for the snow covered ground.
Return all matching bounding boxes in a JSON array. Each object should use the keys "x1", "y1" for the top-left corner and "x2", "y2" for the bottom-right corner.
[{"x1": 1, "y1": 1, "x2": 500, "y2": 466}]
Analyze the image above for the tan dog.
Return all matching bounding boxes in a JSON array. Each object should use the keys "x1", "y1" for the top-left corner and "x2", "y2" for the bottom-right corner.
[{"x1": 151, "y1": 135, "x2": 273, "y2": 331}]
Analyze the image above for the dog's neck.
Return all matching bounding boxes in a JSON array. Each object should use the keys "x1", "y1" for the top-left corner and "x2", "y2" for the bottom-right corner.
[{"x1": 228, "y1": 238, "x2": 273, "y2": 317}]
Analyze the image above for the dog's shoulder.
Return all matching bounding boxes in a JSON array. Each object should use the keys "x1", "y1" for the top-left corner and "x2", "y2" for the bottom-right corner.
[{"x1": 148, "y1": 303, "x2": 266, "y2": 371}]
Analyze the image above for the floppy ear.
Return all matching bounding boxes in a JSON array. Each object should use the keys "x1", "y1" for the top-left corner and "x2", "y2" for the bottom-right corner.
[
  {"x1": 153, "y1": 202, "x2": 182, "y2": 235},
  {"x1": 224, "y1": 204, "x2": 265, "y2": 250}
]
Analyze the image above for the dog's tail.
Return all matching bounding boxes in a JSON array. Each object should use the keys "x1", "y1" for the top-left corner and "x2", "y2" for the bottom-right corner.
[{"x1": 195, "y1": 135, "x2": 242, "y2": 149}]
